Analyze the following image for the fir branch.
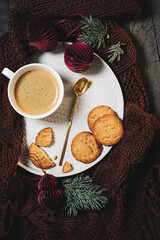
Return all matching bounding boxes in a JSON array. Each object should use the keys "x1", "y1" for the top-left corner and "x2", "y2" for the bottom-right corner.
[
  {"x1": 77, "y1": 15, "x2": 109, "y2": 49},
  {"x1": 107, "y1": 41, "x2": 125, "y2": 63},
  {"x1": 62, "y1": 174, "x2": 108, "y2": 216}
]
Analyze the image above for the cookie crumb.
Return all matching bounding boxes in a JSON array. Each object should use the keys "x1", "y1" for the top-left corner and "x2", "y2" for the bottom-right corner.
[
  {"x1": 53, "y1": 155, "x2": 57, "y2": 160},
  {"x1": 62, "y1": 161, "x2": 72, "y2": 173}
]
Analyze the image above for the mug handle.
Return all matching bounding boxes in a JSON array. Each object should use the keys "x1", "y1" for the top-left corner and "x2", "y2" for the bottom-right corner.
[{"x1": 2, "y1": 68, "x2": 14, "y2": 79}]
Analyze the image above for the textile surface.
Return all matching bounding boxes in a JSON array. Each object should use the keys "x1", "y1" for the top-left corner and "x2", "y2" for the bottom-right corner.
[{"x1": 0, "y1": 0, "x2": 160, "y2": 239}]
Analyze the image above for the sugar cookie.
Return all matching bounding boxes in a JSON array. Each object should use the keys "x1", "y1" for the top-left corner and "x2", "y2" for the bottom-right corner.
[
  {"x1": 71, "y1": 131, "x2": 102, "y2": 163},
  {"x1": 87, "y1": 105, "x2": 116, "y2": 131},
  {"x1": 29, "y1": 143, "x2": 55, "y2": 169},
  {"x1": 92, "y1": 115, "x2": 124, "y2": 145},
  {"x1": 35, "y1": 127, "x2": 53, "y2": 147}
]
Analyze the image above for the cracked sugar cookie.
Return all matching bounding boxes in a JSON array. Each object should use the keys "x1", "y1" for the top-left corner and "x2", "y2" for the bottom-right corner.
[
  {"x1": 87, "y1": 105, "x2": 116, "y2": 132},
  {"x1": 71, "y1": 131, "x2": 102, "y2": 164},
  {"x1": 35, "y1": 127, "x2": 53, "y2": 147},
  {"x1": 29, "y1": 143, "x2": 55, "y2": 169},
  {"x1": 92, "y1": 115, "x2": 124, "y2": 146}
]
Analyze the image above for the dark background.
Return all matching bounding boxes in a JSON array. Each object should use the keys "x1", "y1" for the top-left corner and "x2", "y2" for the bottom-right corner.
[{"x1": 0, "y1": 0, "x2": 160, "y2": 239}]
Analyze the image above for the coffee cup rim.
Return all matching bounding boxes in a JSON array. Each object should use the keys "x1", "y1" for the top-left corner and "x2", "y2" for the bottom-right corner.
[{"x1": 5, "y1": 63, "x2": 64, "y2": 119}]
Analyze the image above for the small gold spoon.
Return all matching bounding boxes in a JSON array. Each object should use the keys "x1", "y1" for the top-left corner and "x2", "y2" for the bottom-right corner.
[{"x1": 59, "y1": 78, "x2": 89, "y2": 166}]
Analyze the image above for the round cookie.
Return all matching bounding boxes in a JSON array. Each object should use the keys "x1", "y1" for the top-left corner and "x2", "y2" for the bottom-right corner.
[
  {"x1": 71, "y1": 131, "x2": 102, "y2": 164},
  {"x1": 87, "y1": 105, "x2": 116, "y2": 131},
  {"x1": 92, "y1": 115, "x2": 124, "y2": 146}
]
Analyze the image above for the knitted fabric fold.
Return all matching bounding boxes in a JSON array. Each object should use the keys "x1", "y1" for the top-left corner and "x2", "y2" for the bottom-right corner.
[{"x1": 0, "y1": 0, "x2": 160, "y2": 239}]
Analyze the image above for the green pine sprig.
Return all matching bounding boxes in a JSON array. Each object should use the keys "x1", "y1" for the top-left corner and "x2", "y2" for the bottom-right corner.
[
  {"x1": 107, "y1": 41, "x2": 125, "y2": 63},
  {"x1": 77, "y1": 15, "x2": 109, "y2": 49},
  {"x1": 62, "y1": 174, "x2": 108, "y2": 216}
]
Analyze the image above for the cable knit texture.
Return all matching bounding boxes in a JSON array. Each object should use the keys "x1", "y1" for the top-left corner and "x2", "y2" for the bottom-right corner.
[{"x1": 0, "y1": 0, "x2": 160, "y2": 239}]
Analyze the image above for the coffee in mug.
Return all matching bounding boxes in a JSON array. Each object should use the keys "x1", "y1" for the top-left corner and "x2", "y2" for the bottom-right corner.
[
  {"x1": 2, "y1": 63, "x2": 64, "y2": 119},
  {"x1": 14, "y1": 69, "x2": 60, "y2": 115}
]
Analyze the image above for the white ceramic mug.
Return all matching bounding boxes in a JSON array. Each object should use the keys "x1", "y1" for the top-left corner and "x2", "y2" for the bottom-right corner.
[{"x1": 2, "y1": 63, "x2": 64, "y2": 119}]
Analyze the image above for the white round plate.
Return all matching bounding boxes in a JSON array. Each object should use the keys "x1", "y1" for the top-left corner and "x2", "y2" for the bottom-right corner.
[{"x1": 18, "y1": 42, "x2": 124, "y2": 177}]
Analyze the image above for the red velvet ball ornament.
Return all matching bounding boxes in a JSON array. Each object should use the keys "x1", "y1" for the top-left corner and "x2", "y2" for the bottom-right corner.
[
  {"x1": 38, "y1": 173, "x2": 58, "y2": 191},
  {"x1": 27, "y1": 17, "x2": 58, "y2": 52},
  {"x1": 38, "y1": 189, "x2": 63, "y2": 209},
  {"x1": 38, "y1": 174, "x2": 63, "y2": 210},
  {"x1": 64, "y1": 42, "x2": 94, "y2": 72}
]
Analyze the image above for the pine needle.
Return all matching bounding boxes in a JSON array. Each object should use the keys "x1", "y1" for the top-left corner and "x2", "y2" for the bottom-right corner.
[
  {"x1": 77, "y1": 15, "x2": 109, "y2": 49},
  {"x1": 62, "y1": 174, "x2": 108, "y2": 216},
  {"x1": 107, "y1": 41, "x2": 125, "y2": 63}
]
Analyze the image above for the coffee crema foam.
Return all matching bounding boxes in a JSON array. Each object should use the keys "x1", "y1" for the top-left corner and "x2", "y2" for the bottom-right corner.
[{"x1": 14, "y1": 69, "x2": 60, "y2": 115}]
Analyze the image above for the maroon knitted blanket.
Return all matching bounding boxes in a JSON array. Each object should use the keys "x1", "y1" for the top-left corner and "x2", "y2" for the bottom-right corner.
[{"x1": 0, "y1": 0, "x2": 160, "y2": 239}]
